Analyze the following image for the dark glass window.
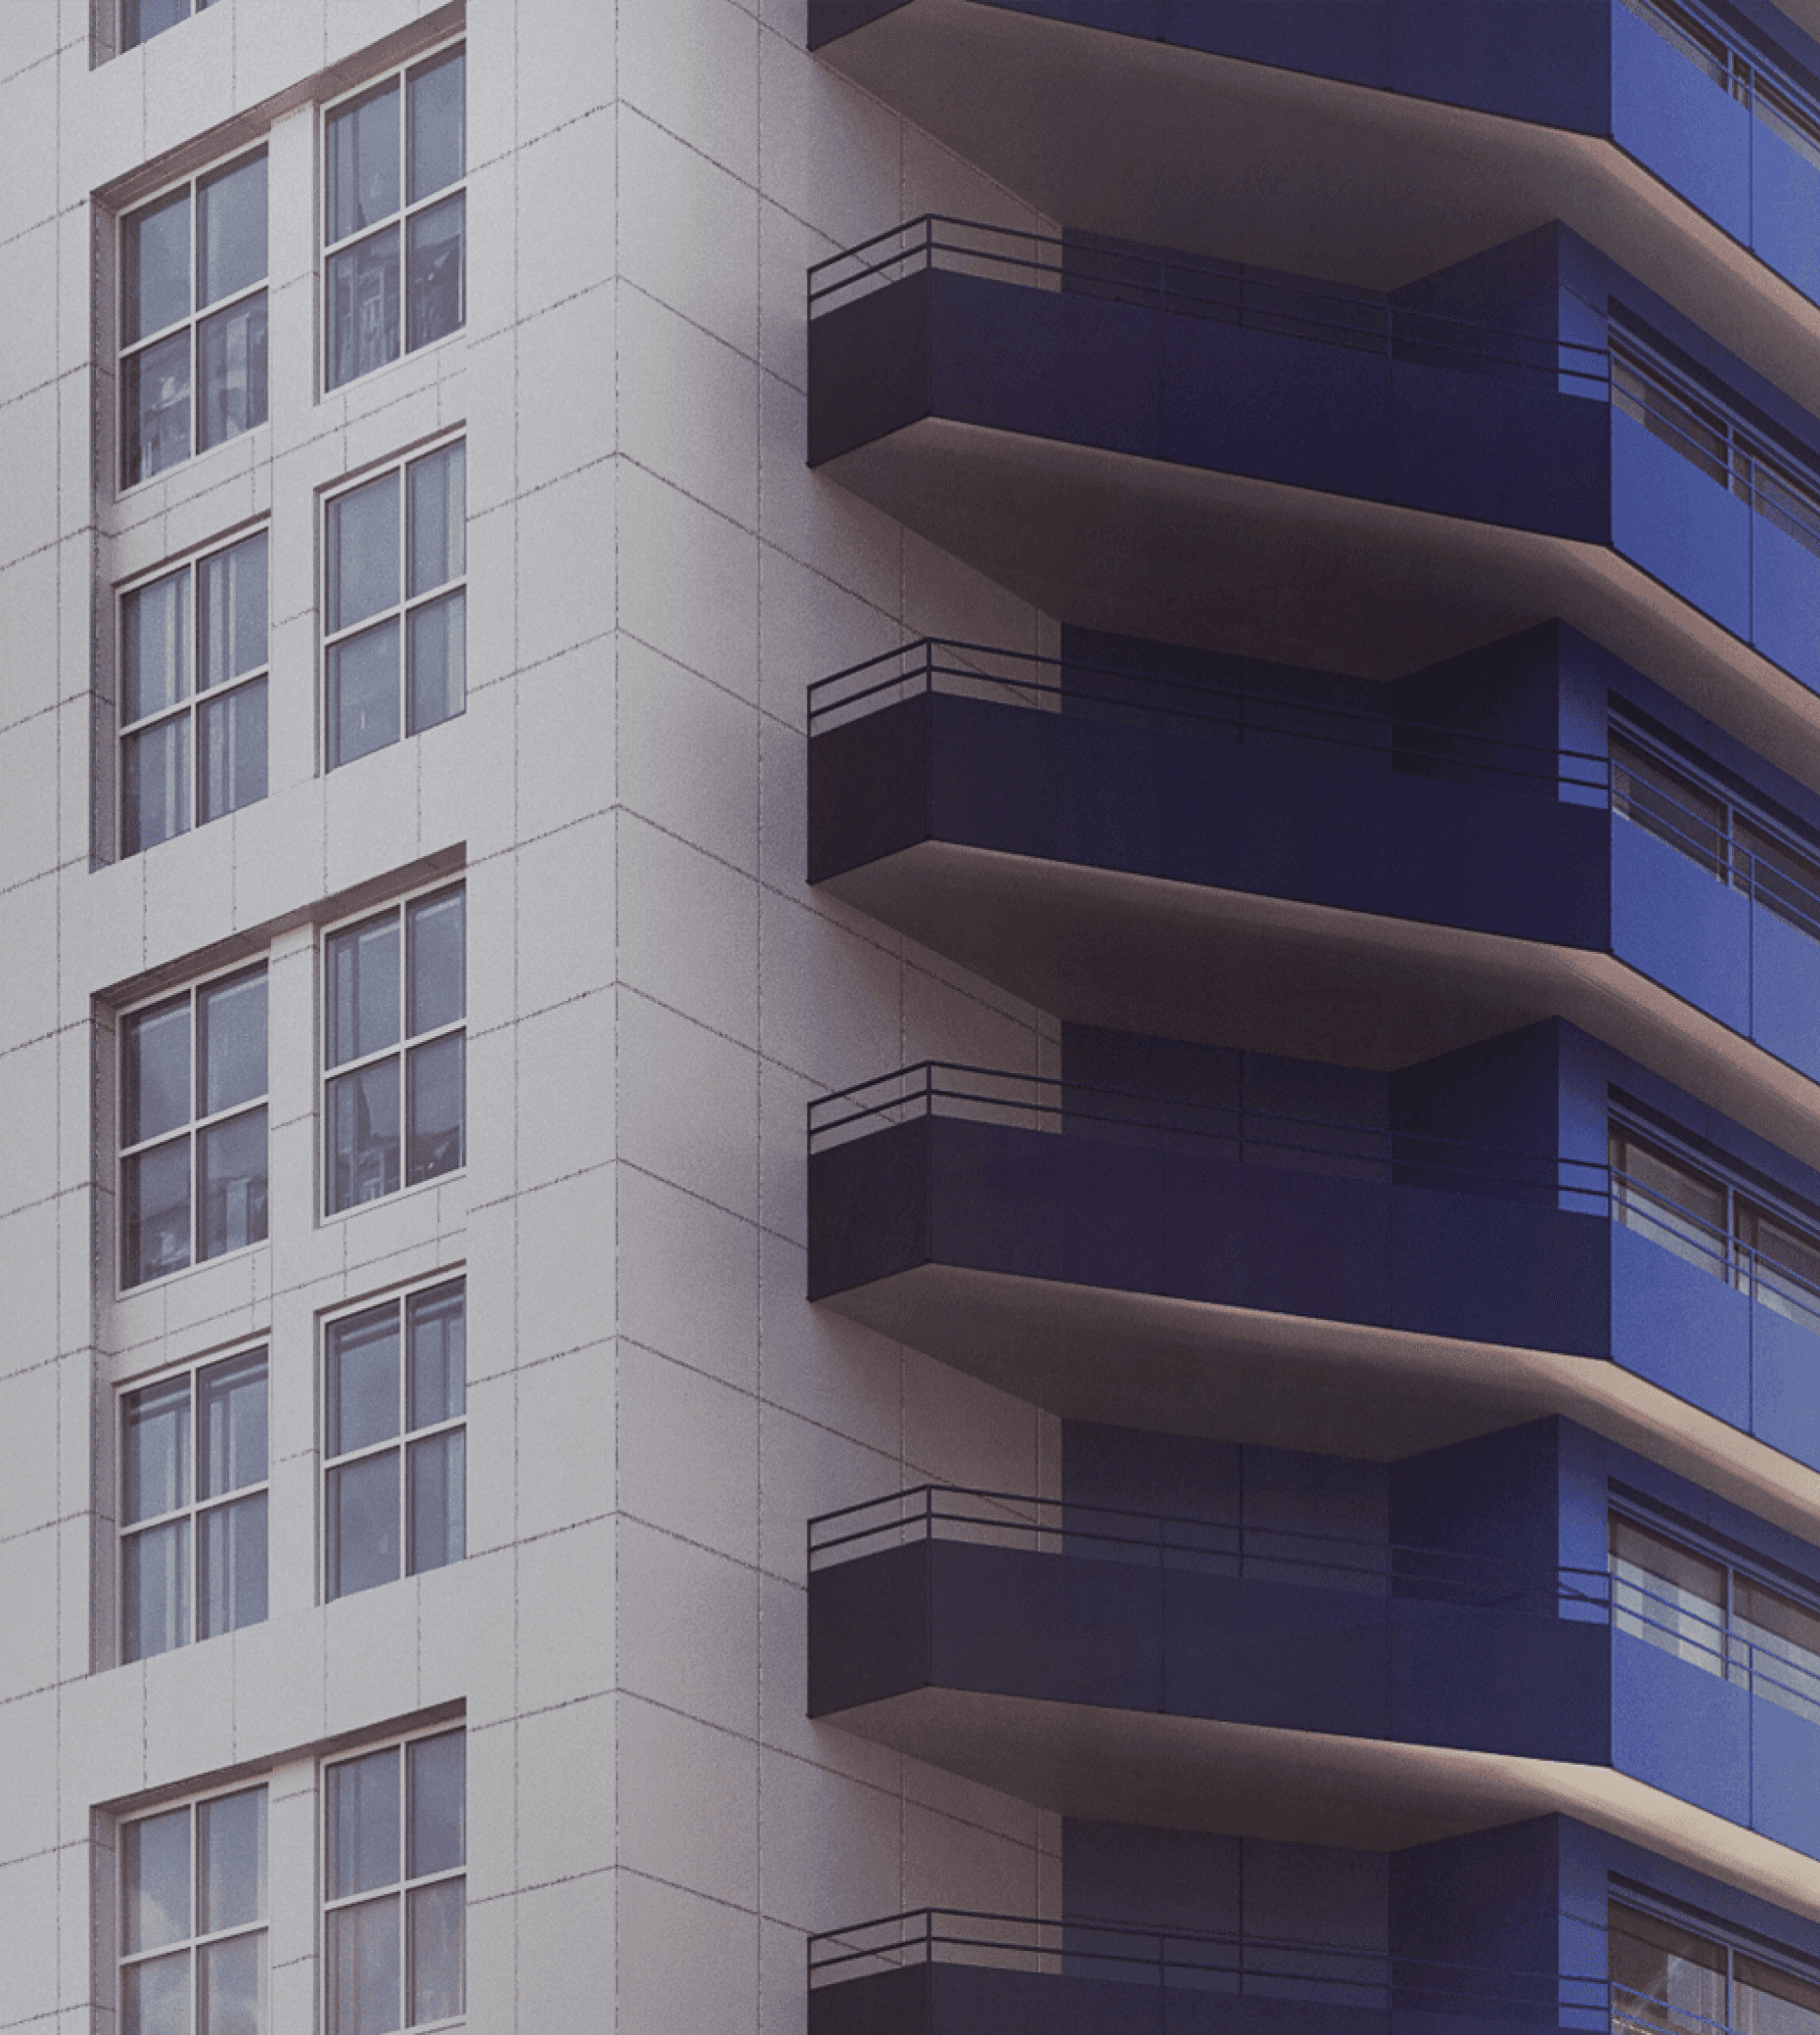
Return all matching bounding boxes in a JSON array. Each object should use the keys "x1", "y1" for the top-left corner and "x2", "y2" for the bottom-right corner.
[{"x1": 326, "y1": 50, "x2": 466, "y2": 390}]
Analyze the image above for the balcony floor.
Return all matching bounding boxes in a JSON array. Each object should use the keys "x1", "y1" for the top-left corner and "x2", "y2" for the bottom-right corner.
[
  {"x1": 822, "y1": 1259, "x2": 1820, "y2": 1548},
  {"x1": 820, "y1": 416, "x2": 1820, "y2": 795},
  {"x1": 827, "y1": 1679, "x2": 1820, "y2": 1925}
]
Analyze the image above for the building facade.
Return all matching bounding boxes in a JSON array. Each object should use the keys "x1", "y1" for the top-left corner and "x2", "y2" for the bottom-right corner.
[{"x1": 9, "y1": 0, "x2": 1820, "y2": 2031}]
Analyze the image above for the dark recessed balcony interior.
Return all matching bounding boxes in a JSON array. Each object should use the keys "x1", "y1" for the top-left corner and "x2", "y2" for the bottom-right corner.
[
  {"x1": 808, "y1": 219, "x2": 1820, "y2": 775},
  {"x1": 807, "y1": 1019, "x2": 1820, "y2": 1483},
  {"x1": 808, "y1": 620, "x2": 1820, "y2": 1120},
  {"x1": 809, "y1": 1812, "x2": 1820, "y2": 2035},
  {"x1": 807, "y1": 0, "x2": 1820, "y2": 419},
  {"x1": 808, "y1": 1417, "x2": 1820, "y2": 1877}
]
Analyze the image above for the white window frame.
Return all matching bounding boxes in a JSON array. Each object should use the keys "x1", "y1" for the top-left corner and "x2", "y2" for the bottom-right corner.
[
  {"x1": 118, "y1": 146, "x2": 269, "y2": 492},
  {"x1": 116, "y1": 522, "x2": 271, "y2": 857},
  {"x1": 117, "y1": 1341, "x2": 270, "y2": 1664},
  {"x1": 321, "y1": 1725, "x2": 467, "y2": 2035},
  {"x1": 321, "y1": 881, "x2": 467, "y2": 1217},
  {"x1": 321, "y1": 43, "x2": 468, "y2": 394},
  {"x1": 321, "y1": 435, "x2": 468, "y2": 773},
  {"x1": 118, "y1": 957, "x2": 271, "y2": 1290},
  {"x1": 322, "y1": 1275, "x2": 468, "y2": 1603}
]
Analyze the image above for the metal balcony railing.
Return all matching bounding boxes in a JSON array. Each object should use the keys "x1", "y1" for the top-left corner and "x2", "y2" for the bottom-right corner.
[
  {"x1": 807, "y1": 215, "x2": 1820, "y2": 564},
  {"x1": 808, "y1": 1485, "x2": 1820, "y2": 1729},
  {"x1": 806, "y1": 1066, "x2": 1820, "y2": 1333},
  {"x1": 1624, "y1": 0, "x2": 1820, "y2": 177},
  {"x1": 805, "y1": 636, "x2": 1611, "y2": 791},
  {"x1": 807, "y1": 1908, "x2": 1724, "y2": 2035}
]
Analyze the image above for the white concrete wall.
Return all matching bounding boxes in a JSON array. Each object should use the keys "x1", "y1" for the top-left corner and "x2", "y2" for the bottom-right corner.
[{"x1": 0, "y1": 0, "x2": 1064, "y2": 2028}]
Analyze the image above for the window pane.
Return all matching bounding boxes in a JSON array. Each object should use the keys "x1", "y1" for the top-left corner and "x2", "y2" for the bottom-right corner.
[
  {"x1": 122, "y1": 1516, "x2": 192, "y2": 1662},
  {"x1": 328, "y1": 1452, "x2": 402, "y2": 1600},
  {"x1": 406, "y1": 590, "x2": 466, "y2": 736},
  {"x1": 328, "y1": 914, "x2": 403, "y2": 1068},
  {"x1": 407, "y1": 1732, "x2": 466, "y2": 1874},
  {"x1": 125, "y1": 998, "x2": 192, "y2": 1145},
  {"x1": 1737, "y1": 1956, "x2": 1820, "y2": 2035},
  {"x1": 328, "y1": 1896, "x2": 401, "y2": 2035},
  {"x1": 122, "y1": 566, "x2": 191, "y2": 723},
  {"x1": 327, "y1": 474, "x2": 401, "y2": 634},
  {"x1": 408, "y1": 1877, "x2": 465, "y2": 2024},
  {"x1": 407, "y1": 1284, "x2": 466, "y2": 1427},
  {"x1": 407, "y1": 442, "x2": 465, "y2": 595},
  {"x1": 123, "y1": 1807, "x2": 191, "y2": 1951},
  {"x1": 198, "y1": 293, "x2": 268, "y2": 452},
  {"x1": 327, "y1": 228, "x2": 401, "y2": 390},
  {"x1": 123, "y1": 1376, "x2": 191, "y2": 1523},
  {"x1": 1611, "y1": 737, "x2": 1727, "y2": 878},
  {"x1": 408, "y1": 1429, "x2": 465, "y2": 1576},
  {"x1": 123, "y1": 190, "x2": 190, "y2": 344},
  {"x1": 199, "y1": 969, "x2": 267, "y2": 1116},
  {"x1": 124, "y1": 717, "x2": 192, "y2": 855},
  {"x1": 329, "y1": 1748, "x2": 401, "y2": 1898},
  {"x1": 199, "y1": 679, "x2": 268, "y2": 824},
  {"x1": 406, "y1": 192, "x2": 465, "y2": 351},
  {"x1": 1610, "y1": 1515, "x2": 1727, "y2": 1675},
  {"x1": 407, "y1": 890, "x2": 465, "y2": 1035},
  {"x1": 199, "y1": 533, "x2": 267, "y2": 691},
  {"x1": 328, "y1": 1304, "x2": 402, "y2": 1457},
  {"x1": 198, "y1": 1108, "x2": 268, "y2": 1259},
  {"x1": 199, "y1": 1930, "x2": 267, "y2": 2035},
  {"x1": 329, "y1": 1063, "x2": 403, "y2": 1212},
  {"x1": 327, "y1": 83, "x2": 401, "y2": 244},
  {"x1": 122, "y1": 0, "x2": 192, "y2": 52},
  {"x1": 124, "y1": 1136, "x2": 192, "y2": 1285},
  {"x1": 197, "y1": 154, "x2": 267, "y2": 308},
  {"x1": 199, "y1": 1351, "x2": 267, "y2": 1498},
  {"x1": 1610, "y1": 1129, "x2": 1728, "y2": 1278},
  {"x1": 123, "y1": 1950, "x2": 191, "y2": 2035},
  {"x1": 407, "y1": 50, "x2": 466, "y2": 204},
  {"x1": 407, "y1": 1034, "x2": 465, "y2": 1184},
  {"x1": 200, "y1": 1492, "x2": 267, "y2": 1639},
  {"x1": 123, "y1": 328, "x2": 193, "y2": 486},
  {"x1": 328, "y1": 620, "x2": 402, "y2": 769},
  {"x1": 197, "y1": 1787, "x2": 266, "y2": 1932},
  {"x1": 1609, "y1": 1902, "x2": 1726, "y2": 2035}
]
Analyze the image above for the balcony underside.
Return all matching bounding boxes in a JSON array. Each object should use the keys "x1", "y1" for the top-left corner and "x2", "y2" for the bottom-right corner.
[
  {"x1": 827, "y1": 1682, "x2": 1820, "y2": 1925},
  {"x1": 821, "y1": 417, "x2": 1820, "y2": 791},
  {"x1": 823, "y1": 838, "x2": 1820, "y2": 1176},
  {"x1": 814, "y1": 0, "x2": 1820, "y2": 421},
  {"x1": 822, "y1": 1262, "x2": 1820, "y2": 1548}
]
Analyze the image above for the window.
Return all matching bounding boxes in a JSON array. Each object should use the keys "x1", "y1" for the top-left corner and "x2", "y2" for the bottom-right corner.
[
  {"x1": 1612, "y1": 326, "x2": 1820, "y2": 562},
  {"x1": 1611, "y1": 722, "x2": 1820, "y2": 945},
  {"x1": 325, "y1": 1281, "x2": 466, "y2": 1601},
  {"x1": 119, "y1": 529, "x2": 269, "y2": 855},
  {"x1": 121, "y1": 965, "x2": 269, "y2": 1287},
  {"x1": 120, "y1": 1784, "x2": 267, "y2": 2035},
  {"x1": 325, "y1": 50, "x2": 466, "y2": 391},
  {"x1": 1608, "y1": 1116, "x2": 1820, "y2": 1328},
  {"x1": 119, "y1": 0, "x2": 221, "y2": 52},
  {"x1": 120, "y1": 1348, "x2": 268, "y2": 1663},
  {"x1": 325, "y1": 442, "x2": 467, "y2": 770},
  {"x1": 1612, "y1": 1899, "x2": 1820, "y2": 2035},
  {"x1": 325, "y1": 888, "x2": 465, "y2": 1213},
  {"x1": 325, "y1": 1731, "x2": 465, "y2": 2035},
  {"x1": 121, "y1": 151, "x2": 267, "y2": 487},
  {"x1": 1611, "y1": 1511, "x2": 1820, "y2": 1725}
]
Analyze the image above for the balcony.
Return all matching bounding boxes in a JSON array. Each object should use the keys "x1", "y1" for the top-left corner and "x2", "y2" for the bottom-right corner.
[
  {"x1": 806, "y1": 1063, "x2": 1820, "y2": 1480},
  {"x1": 808, "y1": 1910, "x2": 1610, "y2": 2035},
  {"x1": 808, "y1": 0, "x2": 1820, "y2": 420},
  {"x1": 806, "y1": 1487, "x2": 1820, "y2": 1873},
  {"x1": 807, "y1": 221, "x2": 1820, "y2": 782},
  {"x1": 808, "y1": 639, "x2": 1820, "y2": 1126}
]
